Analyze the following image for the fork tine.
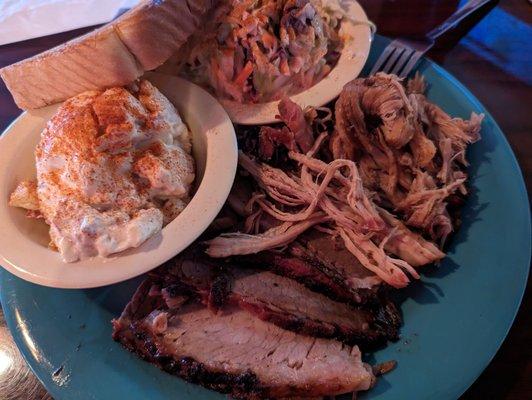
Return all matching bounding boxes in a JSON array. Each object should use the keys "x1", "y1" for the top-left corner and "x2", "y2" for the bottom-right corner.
[
  {"x1": 380, "y1": 47, "x2": 407, "y2": 74},
  {"x1": 390, "y1": 48, "x2": 415, "y2": 76},
  {"x1": 398, "y1": 51, "x2": 424, "y2": 79},
  {"x1": 369, "y1": 45, "x2": 396, "y2": 76}
]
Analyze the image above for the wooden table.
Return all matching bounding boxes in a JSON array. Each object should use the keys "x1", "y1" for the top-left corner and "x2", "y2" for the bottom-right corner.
[{"x1": 0, "y1": 1, "x2": 530, "y2": 399}]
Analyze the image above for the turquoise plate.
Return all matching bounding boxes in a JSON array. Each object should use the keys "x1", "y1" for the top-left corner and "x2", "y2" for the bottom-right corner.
[{"x1": 1, "y1": 36, "x2": 530, "y2": 400}]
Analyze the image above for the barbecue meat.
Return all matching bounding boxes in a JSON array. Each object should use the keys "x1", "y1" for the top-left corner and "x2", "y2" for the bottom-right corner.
[
  {"x1": 237, "y1": 229, "x2": 389, "y2": 304},
  {"x1": 331, "y1": 73, "x2": 482, "y2": 243},
  {"x1": 159, "y1": 252, "x2": 400, "y2": 346},
  {"x1": 298, "y1": 230, "x2": 383, "y2": 289},
  {"x1": 113, "y1": 277, "x2": 376, "y2": 399},
  {"x1": 206, "y1": 151, "x2": 427, "y2": 288}
]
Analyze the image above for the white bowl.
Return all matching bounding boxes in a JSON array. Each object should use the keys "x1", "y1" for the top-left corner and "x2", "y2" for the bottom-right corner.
[
  {"x1": 222, "y1": 0, "x2": 372, "y2": 125},
  {"x1": 0, "y1": 73, "x2": 237, "y2": 288}
]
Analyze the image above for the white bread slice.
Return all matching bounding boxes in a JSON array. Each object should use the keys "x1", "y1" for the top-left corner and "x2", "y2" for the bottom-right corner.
[
  {"x1": 0, "y1": 0, "x2": 217, "y2": 110},
  {"x1": 115, "y1": 0, "x2": 216, "y2": 71},
  {"x1": 0, "y1": 25, "x2": 142, "y2": 110}
]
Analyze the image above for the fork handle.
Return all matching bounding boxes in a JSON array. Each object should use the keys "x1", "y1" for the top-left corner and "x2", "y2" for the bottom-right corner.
[{"x1": 426, "y1": 0, "x2": 493, "y2": 40}]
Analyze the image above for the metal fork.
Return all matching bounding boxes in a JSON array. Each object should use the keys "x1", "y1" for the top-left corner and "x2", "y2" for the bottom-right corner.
[{"x1": 369, "y1": 0, "x2": 494, "y2": 78}]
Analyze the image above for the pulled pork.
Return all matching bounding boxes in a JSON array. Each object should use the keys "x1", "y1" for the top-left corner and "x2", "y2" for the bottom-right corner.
[
  {"x1": 258, "y1": 97, "x2": 315, "y2": 157},
  {"x1": 331, "y1": 73, "x2": 482, "y2": 243},
  {"x1": 206, "y1": 74, "x2": 480, "y2": 288},
  {"x1": 206, "y1": 95, "x2": 447, "y2": 289}
]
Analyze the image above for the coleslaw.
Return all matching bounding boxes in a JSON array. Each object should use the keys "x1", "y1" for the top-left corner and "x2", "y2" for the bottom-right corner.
[{"x1": 177, "y1": 0, "x2": 348, "y2": 103}]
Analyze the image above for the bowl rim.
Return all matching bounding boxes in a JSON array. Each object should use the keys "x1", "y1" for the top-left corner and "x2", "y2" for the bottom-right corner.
[{"x1": 0, "y1": 75, "x2": 238, "y2": 288}]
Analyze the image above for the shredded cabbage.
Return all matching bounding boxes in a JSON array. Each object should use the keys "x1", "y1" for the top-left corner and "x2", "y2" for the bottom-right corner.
[{"x1": 178, "y1": 0, "x2": 349, "y2": 103}]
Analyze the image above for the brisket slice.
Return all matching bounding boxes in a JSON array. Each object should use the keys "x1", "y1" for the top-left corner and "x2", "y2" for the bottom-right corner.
[
  {"x1": 113, "y1": 279, "x2": 375, "y2": 399},
  {"x1": 159, "y1": 254, "x2": 400, "y2": 347},
  {"x1": 236, "y1": 230, "x2": 390, "y2": 306}
]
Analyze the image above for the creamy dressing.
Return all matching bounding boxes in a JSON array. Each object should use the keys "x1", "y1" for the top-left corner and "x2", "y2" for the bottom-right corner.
[{"x1": 30, "y1": 80, "x2": 195, "y2": 262}]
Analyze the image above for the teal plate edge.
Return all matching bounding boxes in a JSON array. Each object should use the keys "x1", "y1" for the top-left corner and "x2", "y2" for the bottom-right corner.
[
  {"x1": 410, "y1": 49, "x2": 530, "y2": 399},
  {"x1": 0, "y1": 35, "x2": 530, "y2": 400}
]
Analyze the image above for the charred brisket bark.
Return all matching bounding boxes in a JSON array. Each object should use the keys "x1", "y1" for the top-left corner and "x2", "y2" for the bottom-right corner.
[
  {"x1": 159, "y1": 253, "x2": 400, "y2": 347},
  {"x1": 113, "y1": 277, "x2": 376, "y2": 399}
]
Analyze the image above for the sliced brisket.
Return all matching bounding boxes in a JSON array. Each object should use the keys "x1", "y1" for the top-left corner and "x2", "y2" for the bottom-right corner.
[
  {"x1": 113, "y1": 277, "x2": 376, "y2": 399},
  {"x1": 160, "y1": 253, "x2": 400, "y2": 347},
  {"x1": 237, "y1": 230, "x2": 389, "y2": 306}
]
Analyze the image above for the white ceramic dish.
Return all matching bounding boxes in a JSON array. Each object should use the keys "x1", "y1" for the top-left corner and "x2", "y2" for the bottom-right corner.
[
  {"x1": 0, "y1": 73, "x2": 238, "y2": 289},
  {"x1": 221, "y1": 0, "x2": 372, "y2": 125}
]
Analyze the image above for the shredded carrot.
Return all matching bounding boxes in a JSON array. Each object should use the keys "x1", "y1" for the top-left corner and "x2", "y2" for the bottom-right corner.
[
  {"x1": 261, "y1": 31, "x2": 277, "y2": 49},
  {"x1": 234, "y1": 61, "x2": 254, "y2": 86},
  {"x1": 280, "y1": 58, "x2": 290, "y2": 76}
]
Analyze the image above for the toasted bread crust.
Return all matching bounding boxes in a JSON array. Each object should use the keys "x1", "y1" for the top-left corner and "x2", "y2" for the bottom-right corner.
[
  {"x1": 0, "y1": 0, "x2": 217, "y2": 110},
  {"x1": 0, "y1": 25, "x2": 142, "y2": 110},
  {"x1": 116, "y1": 0, "x2": 197, "y2": 71}
]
